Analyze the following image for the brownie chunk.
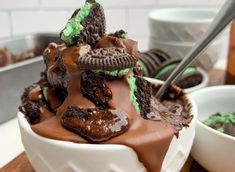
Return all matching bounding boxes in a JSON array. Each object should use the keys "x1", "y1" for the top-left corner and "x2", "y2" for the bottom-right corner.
[
  {"x1": 19, "y1": 84, "x2": 45, "y2": 124},
  {"x1": 81, "y1": 71, "x2": 112, "y2": 109},
  {"x1": 61, "y1": 106, "x2": 129, "y2": 142},
  {"x1": 46, "y1": 55, "x2": 68, "y2": 89}
]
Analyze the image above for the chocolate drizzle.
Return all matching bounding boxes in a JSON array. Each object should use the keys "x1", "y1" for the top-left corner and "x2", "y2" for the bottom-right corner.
[{"x1": 19, "y1": 39, "x2": 194, "y2": 172}]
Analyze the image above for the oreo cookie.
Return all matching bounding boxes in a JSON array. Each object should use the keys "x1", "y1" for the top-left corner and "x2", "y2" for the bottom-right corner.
[
  {"x1": 60, "y1": 1, "x2": 105, "y2": 45},
  {"x1": 77, "y1": 48, "x2": 138, "y2": 71},
  {"x1": 61, "y1": 106, "x2": 129, "y2": 143},
  {"x1": 108, "y1": 30, "x2": 128, "y2": 39},
  {"x1": 139, "y1": 49, "x2": 178, "y2": 77},
  {"x1": 156, "y1": 65, "x2": 203, "y2": 89},
  {"x1": 134, "y1": 76, "x2": 153, "y2": 119}
]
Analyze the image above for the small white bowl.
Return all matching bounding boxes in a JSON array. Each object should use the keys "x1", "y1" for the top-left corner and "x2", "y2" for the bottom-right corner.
[
  {"x1": 149, "y1": 39, "x2": 223, "y2": 71},
  {"x1": 149, "y1": 8, "x2": 217, "y2": 43},
  {"x1": 18, "y1": 79, "x2": 198, "y2": 172},
  {"x1": 190, "y1": 86, "x2": 235, "y2": 172}
]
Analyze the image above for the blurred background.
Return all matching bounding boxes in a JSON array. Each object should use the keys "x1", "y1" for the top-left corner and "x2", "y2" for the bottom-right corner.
[{"x1": 0, "y1": 0, "x2": 226, "y2": 51}]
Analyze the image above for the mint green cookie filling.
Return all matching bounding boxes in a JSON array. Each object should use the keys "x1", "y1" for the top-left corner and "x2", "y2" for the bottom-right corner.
[
  {"x1": 61, "y1": 2, "x2": 92, "y2": 45},
  {"x1": 42, "y1": 87, "x2": 48, "y2": 101},
  {"x1": 137, "y1": 60, "x2": 149, "y2": 76},
  {"x1": 203, "y1": 112, "x2": 235, "y2": 134},
  {"x1": 121, "y1": 32, "x2": 128, "y2": 39},
  {"x1": 95, "y1": 68, "x2": 131, "y2": 77},
  {"x1": 127, "y1": 76, "x2": 140, "y2": 113},
  {"x1": 155, "y1": 63, "x2": 177, "y2": 79},
  {"x1": 183, "y1": 66, "x2": 197, "y2": 75},
  {"x1": 155, "y1": 63, "x2": 197, "y2": 79}
]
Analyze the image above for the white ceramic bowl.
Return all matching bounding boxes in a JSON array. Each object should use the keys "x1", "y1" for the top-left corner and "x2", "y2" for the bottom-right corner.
[
  {"x1": 190, "y1": 86, "x2": 235, "y2": 172},
  {"x1": 149, "y1": 39, "x2": 223, "y2": 71},
  {"x1": 18, "y1": 79, "x2": 198, "y2": 172},
  {"x1": 149, "y1": 8, "x2": 217, "y2": 43}
]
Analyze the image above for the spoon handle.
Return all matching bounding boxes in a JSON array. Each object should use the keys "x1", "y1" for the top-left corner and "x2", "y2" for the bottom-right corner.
[{"x1": 156, "y1": 0, "x2": 235, "y2": 99}]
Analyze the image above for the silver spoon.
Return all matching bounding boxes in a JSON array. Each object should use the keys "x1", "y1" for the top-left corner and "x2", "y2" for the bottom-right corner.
[{"x1": 156, "y1": 0, "x2": 235, "y2": 99}]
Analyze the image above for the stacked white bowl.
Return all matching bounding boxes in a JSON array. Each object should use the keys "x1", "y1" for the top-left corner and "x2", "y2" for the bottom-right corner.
[{"x1": 149, "y1": 8, "x2": 231, "y2": 71}]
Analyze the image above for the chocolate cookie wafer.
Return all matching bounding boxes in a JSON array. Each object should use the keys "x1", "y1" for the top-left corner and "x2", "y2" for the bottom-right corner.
[
  {"x1": 134, "y1": 76, "x2": 153, "y2": 119},
  {"x1": 77, "y1": 48, "x2": 138, "y2": 71},
  {"x1": 139, "y1": 49, "x2": 179, "y2": 77},
  {"x1": 60, "y1": 1, "x2": 105, "y2": 45},
  {"x1": 108, "y1": 30, "x2": 128, "y2": 39}
]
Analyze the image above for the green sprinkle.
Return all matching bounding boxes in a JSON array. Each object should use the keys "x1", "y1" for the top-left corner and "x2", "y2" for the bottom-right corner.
[
  {"x1": 61, "y1": 2, "x2": 92, "y2": 45},
  {"x1": 127, "y1": 76, "x2": 140, "y2": 113},
  {"x1": 202, "y1": 112, "x2": 235, "y2": 134},
  {"x1": 203, "y1": 113, "x2": 235, "y2": 126},
  {"x1": 137, "y1": 60, "x2": 149, "y2": 76}
]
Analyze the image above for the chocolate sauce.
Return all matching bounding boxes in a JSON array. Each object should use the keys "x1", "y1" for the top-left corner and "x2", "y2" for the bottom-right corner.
[
  {"x1": 94, "y1": 36, "x2": 140, "y2": 59},
  {"x1": 24, "y1": 42, "x2": 192, "y2": 172}
]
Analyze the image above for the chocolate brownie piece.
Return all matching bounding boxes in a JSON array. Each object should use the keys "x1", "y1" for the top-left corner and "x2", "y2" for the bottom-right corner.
[
  {"x1": 61, "y1": 106, "x2": 129, "y2": 143},
  {"x1": 19, "y1": 84, "x2": 46, "y2": 124},
  {"x1": 46, "y1": 55, "x2": 68, "y2": 89},
  {"x1": 20, "y1": 101, "x2": 41, "y2": 124},
  {"x1": 81, "y1": 71, "x2": 112, "y2": 109}
]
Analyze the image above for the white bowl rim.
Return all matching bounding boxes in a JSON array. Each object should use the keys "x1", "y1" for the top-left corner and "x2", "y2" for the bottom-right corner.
[
  {"x1": 149, "y1": 8, "x2": 217, "y2": 23},
  {"x1": 190, "y1": 85, "x2": 235, "y2": 142},
  {"x1": 18, "y1": 78, "x2": 198, "y2": 150}
]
